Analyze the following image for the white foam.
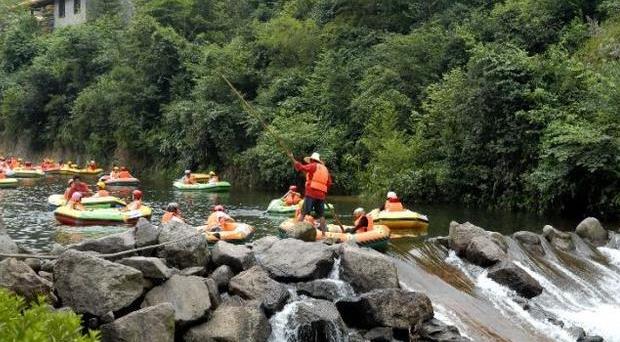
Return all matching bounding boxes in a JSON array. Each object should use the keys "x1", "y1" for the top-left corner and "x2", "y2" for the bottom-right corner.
[{"x1": 554, "y1": 304, "x2": 620, "y2": 342}]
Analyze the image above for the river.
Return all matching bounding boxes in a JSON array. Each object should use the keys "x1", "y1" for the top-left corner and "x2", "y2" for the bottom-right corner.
[{"x1": 1, "y1": 174, "x2": 618, "y2": 341}]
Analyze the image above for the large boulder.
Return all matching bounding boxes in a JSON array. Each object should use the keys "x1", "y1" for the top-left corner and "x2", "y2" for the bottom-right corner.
[
  {"x1": 157, "y1": 221, "x2": 209, "y2": 269},
  {"x1": 255, "y1": 239, "x2": 335, "y2": 282},
  {"x1": 54, "y1": 250, "x2": 143, "y2": 316},
  {"x1": 273, "y1": 299, "x2": 347, "y2": 342},
  {"x1": 228, "y1": 266, "x2": 290, "y2": 315},
  {"x1": 513, "y1": 231, "x2": 545, "y2": 256},
  {"x1": 464, "y1": 236, "x2": 506, "y2": 267},
  {"x1": 184, "y1": 303, "x2": 270, "y2": 342},
  {"x1": 542, "y1": 225, "x2": 574, "y2": 251},
  {"x1": 336, "y1": 289, "x2": 433, "y2": 330},
  {"x1": 419, "y1": 318, "x2": 471, "y2": 342},
  {"x1": 248, "y1": 236, "x2": 279, "y2": 254},
  {"x1": 487, "y1": 261, "x2": 543, "y2": 299},
  {"x1": 339, "y1": 244, "x2": 398, "y2": 293},
  {"x1": 117, "y1": 256, "x2": 172, "y2": 280},
  {"x1": 0, "y1": 258, "x2": 54, "y2": 301},
  {"x1": 69, "y1": 231, "x2": 135, "y2": 255},
  {"x1": 211, "y1": 265, "x2": 234, "y2": 291},
  {"x1": 448, "y1": 221, "x2": 487, "y2": 255},
  {"x1": 296, "y1": 279, "x2": 355, "y2": 301},
  {"x1": 575, "y1": 217, "x2": 609, "y2": 247},
  {"x1": 212, "y1": 241, "x2": 255, "y2": 273},
  {"x1": 281, "y1": 221, "x2": 316, "y2": 242},
  {"x1": 134, "y1": 218, "x2": 160, "y2": 248},
  {"x1": 100, "y1": 303, "x2": 175, "y2": 342},
  {"x1": 142, "y1": 275, "x2": 212, "y2": 325}
]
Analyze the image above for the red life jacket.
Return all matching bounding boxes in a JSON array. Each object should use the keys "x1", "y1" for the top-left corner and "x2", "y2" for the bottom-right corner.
[
  {"x1": 384, "y1": 200, "x2": 404, "y2": 212},
  {"x1": 306, "y1": 163, "x2": 329, "y2": 193}
]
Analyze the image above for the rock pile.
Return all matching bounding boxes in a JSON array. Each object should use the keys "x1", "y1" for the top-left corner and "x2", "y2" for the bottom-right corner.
[{"x1": 0, "y1": 218, "x2": 469, "y2": 342}]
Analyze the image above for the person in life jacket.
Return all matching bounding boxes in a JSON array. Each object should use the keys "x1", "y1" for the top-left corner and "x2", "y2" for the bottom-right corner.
[
  {"x1": 109, "y1": 166, "x2": 120, "y2": 179},
  {"x1": 66, "y1": 176, "x2": 92, "y2": 200},
  {"x1": 381, "y1": 191, "x2": 404, "y2": 212},
  {"x1": 0, "y1": 156, "x2": 7, "y2": 170},
  {"x1": 162, "y1": 202, "x2": 184, "y2": 224},
  {"x1": 87, "y1": 160, "x2": 98, "y2": 171},
  {"x1": 289, "y1": 152, "x2": 332, "y2": 232},
  {"x1": 23, "y1": 161, "x2": 34, "y2": 170},
  {"x1": 207, "y1": 171, "x2": 219, "y2": 184},
  {"x1": 0, "y1": 168, "x2": 6, "y2": 179},
  {"x1": 93, "y1": 181, "x2": 110, "y2": 197},
  {"x1": 67, "y1": 192, "x2": 86, "y2": 211},
  {"x1": 346, "y1": 207, "x2": 374, "y2": 234},
  {"x1": 205, "y1": 205, "x2": 235, "y2": 231},
  {"x1": 182, "y1": 170, "x2": 197, "y2": 184},
  {"x1": 125, "y1": 190, "x2": 142, "y2": 211},
  {"x1": 118, "y1": 167, "x2": 131, "y2": 179},
  {"x1": 283, "y1": 185, "x2": 302, "y2": 206}
]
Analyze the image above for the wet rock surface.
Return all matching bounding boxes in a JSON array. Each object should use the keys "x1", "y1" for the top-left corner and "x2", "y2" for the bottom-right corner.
[
  {"x1": 0, "y1": 258, "x2": 53, "y2": 301},
  {"x1": 339, "y1": 244, "x2": 399, "y2": 293},
  {"x1": 255, "y1": 238, "x2": 335, "y2": 282},
  {"x1": 575, "y1": 217, "x2": 609, "y2": 247},
  {"x1": 542, "y1": 225, "x2": 575, "y2": 251},
  {"x1": 228, "y1": 265, "x2": 290, "y2": 315},
  {"x1": 464, "y1": 235, "x2": 506, "y2": 267},
  {"x1": 296, "y1": 279, "x2": 354, "y2": 301},
  {"x1": 100, "y1": 303, "x2": 175, "y2": 342},
  {"x1": 487, "y1": 260, "x2": 543, "y2": 299},
  {"x1": 184, "y1": 302, "x2": 270, "y2": 342},
  {"x1": 279, "y1": 299, "x2": 348, "y2": 341},
  {"x1": 211, "y1": 241, "x2": 255, "y2": 273},
  {"x1": 448, "y1": 221, "x2": 488, "y2": 255}
]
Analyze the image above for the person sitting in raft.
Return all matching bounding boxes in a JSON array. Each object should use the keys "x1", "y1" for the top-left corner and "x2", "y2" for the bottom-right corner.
[
  {"x1": 207, "y1": 171, "x2": 219, "y2": 184},
  {"x1": 125, "y1": 190, "x2": 142, "y2": 211},
  {"x1": 23, "y1": 161, "x2": 35, "y2": 170},
  {"x1": 182, "y1": 170, "x2": 197, "y2": 184},
  {"x1": 283, "y1": 185, "x2": 302, "y2": 206},
  {"x1": 87, "y1": 160, "x2": 98, "y2": 171},
  {"x1": 205, "y1": 205, "x2": 235, "y2": 231},
  {"x1": 109, "y1": 166, "x2": 120, "y2": 179},
  {"x1": 346, "y1": 207, "x2": 374, "y2": 234},
  {"x1": 0, "y1": 156, "x2": 8, "y2": 170},
  {"x1": 66, "y1": 176, "x2": 92, "y2": 200},
  {"x1": 381, "y1": 191, "x2": 404, "y2": 212},
  {"x1": 93, "y1": 181, "x2": 110, "y2": 197},
  {"x1": 162, "y1": 202, "x2": 184, "y2": 224},
  {"x1": 0, "y1": 168, "x2": 6, "y2": 179},
  {"x1": 67, "y1": 192, "x2": 86, "y2": 211}
]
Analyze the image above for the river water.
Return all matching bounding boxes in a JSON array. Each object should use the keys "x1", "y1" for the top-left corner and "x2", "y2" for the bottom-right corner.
[{"x1": 1, "y1": 174, "x2": 618, "y2": 341}]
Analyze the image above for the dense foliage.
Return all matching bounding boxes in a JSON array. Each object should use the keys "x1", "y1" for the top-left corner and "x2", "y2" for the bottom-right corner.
[
  {"x1": 0, "y1": 289, "x2": 99, "y2": 341},
  {"x1": 0, "y1": 0, "x2": 619, "y2": 217}
]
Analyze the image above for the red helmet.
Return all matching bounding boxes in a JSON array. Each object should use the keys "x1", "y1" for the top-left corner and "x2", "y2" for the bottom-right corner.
[
  {"x1": 289, "y1": 185, "x2": 297, "y2": 191},
  {"x1": 213, "y1": 205, "x2": 224, "y2": 212},
  {"x1": 132, "y1": 190, "x2": 142, "y2": 200}
]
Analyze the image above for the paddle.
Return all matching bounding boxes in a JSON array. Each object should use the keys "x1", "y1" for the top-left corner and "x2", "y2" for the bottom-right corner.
[{"x1": 222, "y1": 74, "x2": 346, "y2": 233}]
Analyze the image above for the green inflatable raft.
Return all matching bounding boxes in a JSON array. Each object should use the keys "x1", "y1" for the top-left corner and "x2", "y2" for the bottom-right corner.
[
  {"x1": 0, "y1": 178, "x2": 18, "y2": 188},
  {"x1": 47, "y1": 194, "x2": 127, "y2": 209},
  {"x1": 173, "y1": 181, "x2": 231, "y2": 192},
  {"x1": 266, "y1": 198, "x2": 334, "y2": 217},
  {"x1": 54, "y1": 206, "x2": 152, "y2": 226}
]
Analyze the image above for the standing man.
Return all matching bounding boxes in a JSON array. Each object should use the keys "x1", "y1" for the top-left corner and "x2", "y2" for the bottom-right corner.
[{"x1": 288, "y1": 152, "x2": 332, "y2": 232}]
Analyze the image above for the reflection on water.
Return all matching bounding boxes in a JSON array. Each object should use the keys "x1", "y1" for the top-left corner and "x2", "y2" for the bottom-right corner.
[{"x1": 0, "y1": 174, "x2": 592, "y2": 251}]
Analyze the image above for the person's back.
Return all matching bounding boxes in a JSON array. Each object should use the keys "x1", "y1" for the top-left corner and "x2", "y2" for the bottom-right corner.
[
  {"x1": 118, "y1": 170, "x2": 131, "y2": 178},
  {"x1": 384, "y1": 199, "x2": 404, "y2": 212},
  {"x1": 162, "y1": 211, "x2": 184, "y2": 224},
  {"x1": 206, "y1": 211, "x2": 234, "y2": 231},
  {"x1": 183, "y1": 175, "x2": 196, "y2": 184},
  {"x1": 284, "y1": 191, "x2": 301, "y2": 206}
]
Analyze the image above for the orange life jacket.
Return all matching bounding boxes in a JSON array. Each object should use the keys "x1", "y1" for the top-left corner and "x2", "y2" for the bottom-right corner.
[
  {"x1": 96, "y1": 190, "x2": 110, "y2": 197},
  {"x1": 206, "y1": 212, "x2": 235, "y2": 231},
  {"x1": 183, "y1": 175, "x2": 196, "y2": 184},
  {"x1": 384, "y1": 200, "x2": 404, "y2": 212},
  {"x1": 162, "y1": 212, "x2": 183, "y2": 224},
  {"x1": 118, "y1": 171, "x2": 131, "y2": 179},
  {"x1": 284, "y1": 192, "x2": 301, "y2": 206},
  {"x1": 0, "y1": 172, "x2": 5, "y2": 179},
  {"x1": 307, "y1": 163, "x2": 329, "y2": 193},
  {"x1": 127, "y1": 200, "x2": 141, "y2": 211},
  {"x1": 354, "y1": 214, "x2": 374, "y2": 233}
]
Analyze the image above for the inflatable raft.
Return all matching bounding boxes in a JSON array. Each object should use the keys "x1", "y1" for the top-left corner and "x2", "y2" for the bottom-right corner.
[
  {"x1": 102, "y1": 176, "x2": 140, "y2": 187},
  {"x1": 54, "y1": 206, "x2": 152, "y2": 226},
  {"x1": 173, "y1": 181, "x2": 231, "y2": 192},
  {"x1": 278, "y1": 219, "x2": 390, "y2": 250},
  {"x1": 192, "y1": 173, "x2": 211, "y2": 183},
  {"x1": 76, "y1": 168, "x2": 104, "y2": 176},
  {"x1": 42, "y1": 166, "x2": 61, "y2": 174},
  {"x1": 0, "y1": 178, "x2": 18, "y2": 188},
  {"x1": 266, "y1": 198, "x2": 334, "y2": 217},
  {"x1": 368, "y1": 209, "x2": 429, "y2": 232},
  {"x1": 11, "y1": 169, "x2": 45, "y2": 178},
  {"x1": 203, "y1": 222, "x2": 255, "y2": 244},
  {"x1": 47, "y1": 194, "x2": 127, "y2": 209},
  {"x1": 59, "y1": 166, "x2": 80, "y2": 175}
]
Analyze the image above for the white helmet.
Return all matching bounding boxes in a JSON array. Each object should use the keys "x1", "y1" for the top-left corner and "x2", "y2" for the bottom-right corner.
[{"x1": 387, "y1": 191, "x2": 397, "y2": 199}]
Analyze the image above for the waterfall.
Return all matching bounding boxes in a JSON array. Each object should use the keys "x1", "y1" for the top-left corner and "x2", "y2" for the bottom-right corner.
[{"x1": 391, "y1": 237, "x2": 620, "y2": 342}]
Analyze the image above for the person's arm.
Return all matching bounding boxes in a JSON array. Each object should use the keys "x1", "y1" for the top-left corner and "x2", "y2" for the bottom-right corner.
[
  {"x1": 353, "y1": 216, "x2": 368, "y2": 232},
  {"x1": 294, "y1": 161, "x2": 316, "y2": 173}
]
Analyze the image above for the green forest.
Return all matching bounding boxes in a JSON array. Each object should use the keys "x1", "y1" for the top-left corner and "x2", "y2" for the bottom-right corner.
[{"x1": 0, "y1": 0, "x2": 619, "y2": 217}]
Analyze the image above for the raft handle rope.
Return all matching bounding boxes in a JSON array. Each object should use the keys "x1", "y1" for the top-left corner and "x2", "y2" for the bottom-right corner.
[{"x1": 0, "y1": 231, "x2": 205, "y2": 260}]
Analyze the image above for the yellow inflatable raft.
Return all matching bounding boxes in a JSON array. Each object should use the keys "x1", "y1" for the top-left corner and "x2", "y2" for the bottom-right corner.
[
  {"x1": 11, "y1": 168, "x2": 45, "y2": 178},
  {"x1": 0, "y1": 178, "x2": 18, "y2": 188},
  {"x1": 47, "y1": 194, "x2": 127, "y2": 208},
  {"x1": 368, "y1": 209, "x2": 429, "y2": 233},
  {"x1": 202, "y1": 222, "x2": 255, "y2": 244}
]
